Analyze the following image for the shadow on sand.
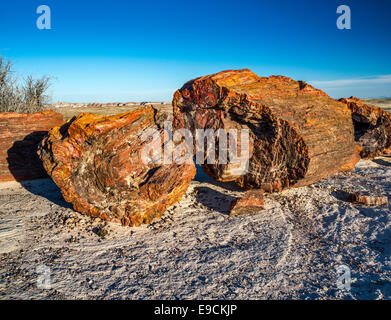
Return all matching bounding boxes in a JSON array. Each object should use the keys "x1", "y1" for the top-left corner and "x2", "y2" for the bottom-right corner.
[
  {"x1": 193, "y1": 163, "x2": 244, "y2": 192},
  {"x1": 17, "y1": 178, "x2": 73, "y2": 209},
  {"x1": 194, "y1": 186, "x2": 236, "y2": 215},
  {"x1": 7, "y1": 132, "x2": 48, "y2": 181},
  {"x1": 193, "y1": 164, "x2": 242, "y2": 214},
  {"x1": 6, "y1": 132, "x2": 72, "y2": 209},
  {"x1": 372, "y1": 157, "x2": 391, "y2": 167},
  {"x1": 330, "y1": 189, "x2": 351, "y2": 202}
]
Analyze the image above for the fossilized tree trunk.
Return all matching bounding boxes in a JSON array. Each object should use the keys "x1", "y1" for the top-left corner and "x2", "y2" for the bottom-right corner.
[
  {"x1": 339, "y1": 97, "x2": 391, "y2": 158},
  {"x1": 38, "y1": 106, "x2": 196, "y2": 226},
  {"x1": 173, "y1": 69, "x2": 359, "y2": 192}
]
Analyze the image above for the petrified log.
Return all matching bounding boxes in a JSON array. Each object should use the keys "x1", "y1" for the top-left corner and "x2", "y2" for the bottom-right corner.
[
  {"x1": 339, "y1": 97, "x2": 391, "y2": 158},
  {"x1": 230, "y1": 189, "x2": 264, "y2": 216},
  {"x1": 173, "y1": 69, "x2": 359, "y2": 192},
  {"x1": 0, "y1": 110, "x2": 64, "y2": 182},
  {"x1": 38, "y1": 106, "x2": 196, "y2": 226}
]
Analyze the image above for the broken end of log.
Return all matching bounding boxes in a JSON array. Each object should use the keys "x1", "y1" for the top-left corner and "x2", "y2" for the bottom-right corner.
[{"x1": 339, "y1": 97, "x2": 391, "y2": 159}]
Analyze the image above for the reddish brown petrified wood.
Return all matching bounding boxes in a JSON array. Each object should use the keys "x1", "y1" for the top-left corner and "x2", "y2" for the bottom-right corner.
[
  {"x1": 173, "y1": 69, "x2": 359, "y2": 192},
  {"x1": 339, "y1": 97, "x2": 391, "y2": 158},
  {"x1": 38, "y1": 106, "x2": 196, "y2": 226},
  {"x1": 230, "y1": 189, "x2": 264, "y2": 216},
  {"x1": 0, "y1": 110, "x2": 64, "y2": 182},
  {"x1": 349, "y1": 191, "x2": 388, "y2": 206}
]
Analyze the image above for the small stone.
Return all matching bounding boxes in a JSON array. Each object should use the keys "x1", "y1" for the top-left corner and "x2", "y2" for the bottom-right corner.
[
  {"x1": 230, "y1": 189, "x2": 264, "y2": 216},
  {"x1": 349, "y1": 191, "x2": 388, "y2": 206},
  {"x1": 93, "y1": 226, "x2": 109, "y2": 238}
]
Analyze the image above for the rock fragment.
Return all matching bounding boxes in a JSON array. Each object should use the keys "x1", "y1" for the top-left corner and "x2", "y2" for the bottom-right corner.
[
  {"x1": 230, "y1": 189, "x2": 264, "y2": 216},
  {"x1": 349, "y1": 191, "x2": 388, "y2": 206}
]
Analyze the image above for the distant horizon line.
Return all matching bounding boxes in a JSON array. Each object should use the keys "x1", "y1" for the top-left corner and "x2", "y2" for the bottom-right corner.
[
  {"x1": 49, "y1": 101, "x2": 171, "y2": 104},
  {"x1": 48, "y1": 97, "x2": 391, "y2": 105}
]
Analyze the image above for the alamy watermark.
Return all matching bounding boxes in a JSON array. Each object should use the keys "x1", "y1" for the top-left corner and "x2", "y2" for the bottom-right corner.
[
  {"x1": 337, "y1": 5, "x2": 351, "y2": 30},
  {"x1": 140, "y1": 122, "x2": 251, "y2": 175},
  {"x1": 35, "y1": 4, "x2": 351, "y2": 30},
  {"x1": 36, "y1": 264, "x2": 51, "y2": 289},
  {"x1": 36, "y1": 5, "x2": 51, "y2": 30},
  {"x1": 336, "y1": 264, "x2": 351, "y2": 291}
]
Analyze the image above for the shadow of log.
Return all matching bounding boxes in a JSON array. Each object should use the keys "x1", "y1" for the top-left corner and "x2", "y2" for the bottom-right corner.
[
  {"x1": 193, "y1": 163, "x2": 245, "y2": 192},
  {"x1": 6, "y1": 132, "x2": 72, "y2": 209},
  {"x1": 6, "y1": 131, "x2": 48, "y2": 181},
  {"x1": 372, "y1": 158, "x2": 391, "y2": 167},
  {"x1": 194, "y1": 186, "x2": 236, "y2": 215},
  {"x1": 17, "y1": 178, "x2": 73, "y2": 209},
  {"x1": 330, "y1": 190, "x2": 352, "y2": 202}
]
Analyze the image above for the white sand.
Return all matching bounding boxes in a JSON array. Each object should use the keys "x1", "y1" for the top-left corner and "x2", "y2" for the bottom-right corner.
[{"x1": 0, "y1": 158, "x2": 390, "y2": 300}]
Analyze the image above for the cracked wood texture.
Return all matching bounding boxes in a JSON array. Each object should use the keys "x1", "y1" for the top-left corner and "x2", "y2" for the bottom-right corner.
[
  {"x1": 339, "y1": 97, "x2": 391, "y2": 158},
  {"x1": 0, "y1": 110, "x2": 64, "y2": 182},
  {"x1": 173, "y1": 69, "x2": 359, "y2": 192},
  {"x1": 38, "y1": 106, "x2": 196, "y2": 226}
]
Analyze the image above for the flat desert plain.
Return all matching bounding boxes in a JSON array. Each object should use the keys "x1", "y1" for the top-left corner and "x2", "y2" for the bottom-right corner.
[{"x1": 0, "y1": 100, "x2": 390, "y2": 300}]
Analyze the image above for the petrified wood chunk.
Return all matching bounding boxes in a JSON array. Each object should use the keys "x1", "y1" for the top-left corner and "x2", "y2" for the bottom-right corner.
[
  {"x1": 230, "y1": 189, "x2": 264, "y2": 216},
  {"x1": 173, "y1": 69, "x2": 359, "y2": 192},
  {"x1": 38, "y1": 106, "x2": 196, "y2": 226},
  {"x1": 339, "y1": 97, "x2": 391, "y2": 158},
  {"x1": 0, "y1": 110, "x2": 64, "y2": 182},
  {"x1": 349, "y1": 191, "x2": 388, "y2": 206}
]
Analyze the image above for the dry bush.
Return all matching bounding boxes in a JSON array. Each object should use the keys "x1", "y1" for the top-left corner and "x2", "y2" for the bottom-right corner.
[{"x1": 0, "y1": 57, "x2": 52, "y2": 113}]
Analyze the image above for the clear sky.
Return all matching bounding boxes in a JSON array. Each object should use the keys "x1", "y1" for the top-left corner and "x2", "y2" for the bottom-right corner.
[{"x1": 1, "y1": 0, "x2": 391, "y2": 102}]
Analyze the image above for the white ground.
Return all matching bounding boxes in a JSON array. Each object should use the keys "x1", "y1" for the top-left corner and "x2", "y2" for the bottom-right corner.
[{"x1": 0, "y1": 158, "x2": 390, "y2": 300}]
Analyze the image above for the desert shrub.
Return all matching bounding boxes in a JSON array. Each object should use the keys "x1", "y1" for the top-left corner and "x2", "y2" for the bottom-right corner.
[{"x1": 0, "y1": 57, "x2": 52, "y2": 113}]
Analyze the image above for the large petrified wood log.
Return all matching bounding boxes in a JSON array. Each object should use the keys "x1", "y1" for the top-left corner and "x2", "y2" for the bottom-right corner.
[
  {"x1": 173, "y1": 69, "x2": 359, "y2": 192},
  {"x1": 38, "y1": 106, "x2": 196, "y2": 226},
  {"x1": 0, "y1": 110, "x2": 64, "y2": 182},
  {"x1": 339, "y1": 97, "x2": 391, "y2": 158}
]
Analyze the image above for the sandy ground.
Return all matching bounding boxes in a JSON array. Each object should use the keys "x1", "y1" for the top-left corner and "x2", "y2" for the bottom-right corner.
[{"x1": 0, "y1": 157, "x2": 390, "y2": 300}]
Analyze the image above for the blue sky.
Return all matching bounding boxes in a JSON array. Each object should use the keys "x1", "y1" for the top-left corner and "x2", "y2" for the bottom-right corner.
[{"x1": 1, "y1": 0, "x2": 391, "y2": 102}]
